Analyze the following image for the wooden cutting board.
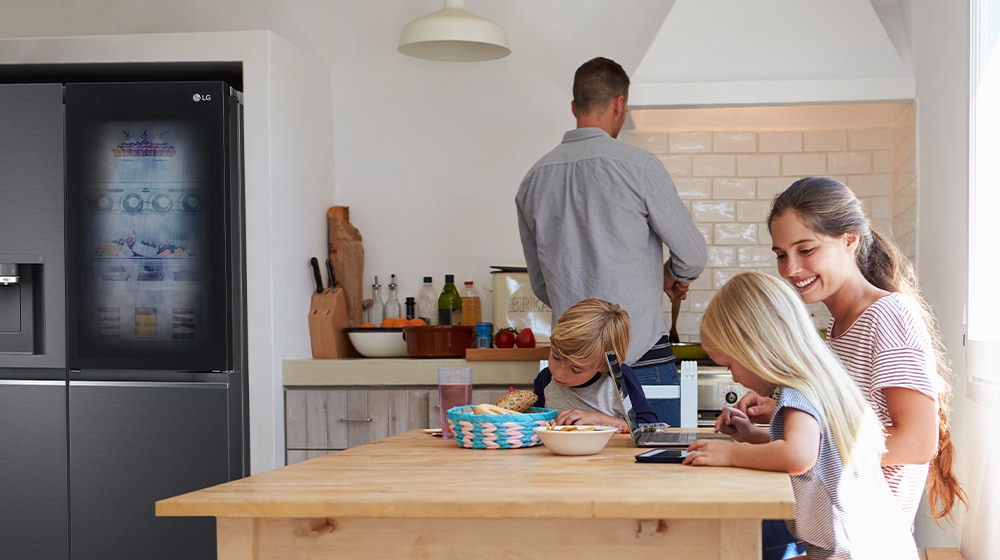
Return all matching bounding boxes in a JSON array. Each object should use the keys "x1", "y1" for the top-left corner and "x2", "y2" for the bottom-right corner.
[{"x1": 464, "y1": 346, "x2": 550, "y2": 361}]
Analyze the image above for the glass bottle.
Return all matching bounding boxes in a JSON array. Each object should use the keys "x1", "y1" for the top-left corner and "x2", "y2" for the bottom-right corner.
[
  {"x1": 383, "y1": 274, "x2": 402, "y2": 319},
  {"x1": 416, "y1": 276, "x2": 438, "y2": 325},
  {"x1": 405, "y1": 297, "x2": 416, "y2": 320},
  {"x1": 460, "y1": 280, "x2": 482, "y2": 326},
  {"x1": 438, "y1": 274, "x2": 462, "y2": 326},
  {"x1": 369, "y1": 275, "x2": 384, "y2": 325}
]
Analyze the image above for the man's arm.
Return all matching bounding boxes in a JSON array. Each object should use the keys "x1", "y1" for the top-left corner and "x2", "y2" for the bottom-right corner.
[{"x1": 643, "y1": 156, "x2": 706, "y2": 283}]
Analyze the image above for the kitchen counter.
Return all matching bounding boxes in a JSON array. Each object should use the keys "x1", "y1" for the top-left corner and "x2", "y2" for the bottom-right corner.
[
  {"x1": 158, "y1": 429, "x2": 793, "y2": 559},
  {"x1": 282, "y1": 357, "x2": 541, "y2": 386}
]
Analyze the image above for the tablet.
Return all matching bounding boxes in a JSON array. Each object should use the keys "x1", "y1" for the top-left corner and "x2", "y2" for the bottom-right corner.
[{"x1": 635, "y1": 448, "x2": 689, "y2": 463}]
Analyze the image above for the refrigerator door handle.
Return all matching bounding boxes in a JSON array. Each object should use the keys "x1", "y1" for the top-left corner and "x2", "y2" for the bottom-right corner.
[
  {"x1": 69, "y1": 380, "x2": 228, "y2": 389},
  {"x1": 0, "y1": 379, "x2": 65, "y2": 387}
]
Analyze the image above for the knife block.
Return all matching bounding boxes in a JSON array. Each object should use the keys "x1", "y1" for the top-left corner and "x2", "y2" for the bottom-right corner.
[{"x1": 308, "y1": 287, "x2": 358, "y2": 358}]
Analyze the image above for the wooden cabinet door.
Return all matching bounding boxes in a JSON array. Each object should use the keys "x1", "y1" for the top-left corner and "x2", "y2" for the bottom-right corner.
[{"x1": 286, "y1": 388, "x2": 435, "y2": 464}]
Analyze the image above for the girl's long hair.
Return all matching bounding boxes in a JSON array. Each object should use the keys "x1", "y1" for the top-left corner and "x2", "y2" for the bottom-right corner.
[
  {"x1": 768, "y1": 176, "x2": 967, "y2": 522},
  {"x1": 701, "y1": 272, "x2": 885, "y2": 469}
]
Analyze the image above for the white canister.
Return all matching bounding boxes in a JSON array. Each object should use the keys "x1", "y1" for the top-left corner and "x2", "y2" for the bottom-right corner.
[{"x1": 487, "y1": 269, "x2": 552, "y2": 344}]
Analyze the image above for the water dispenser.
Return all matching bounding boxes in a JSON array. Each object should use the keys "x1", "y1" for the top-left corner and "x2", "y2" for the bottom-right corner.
[{"x1": 0, "y1": 258, "x2": 39, "y2": 354}]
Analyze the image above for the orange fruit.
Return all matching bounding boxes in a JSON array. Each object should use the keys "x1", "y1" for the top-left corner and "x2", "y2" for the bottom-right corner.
[
  {"x1": 391, "y1": 317, "x2": 410, "y2": 328},
  {"x1": 409, "y1": 317, "x2": 427, "y2": 326},
  {"x1": 380, "y1": 318, "x2": 396, "y2": 328},
  {"x1": 359, "y1": 322, "x2": 377, "y2": 328}
]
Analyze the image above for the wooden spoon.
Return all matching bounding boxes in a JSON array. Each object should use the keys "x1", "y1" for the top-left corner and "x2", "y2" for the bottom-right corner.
[{"x1": 669, "y1": 295, "x2": 681, "y2": 343}]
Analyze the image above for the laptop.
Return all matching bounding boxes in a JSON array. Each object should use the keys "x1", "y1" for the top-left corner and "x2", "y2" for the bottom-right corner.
[{"x1": 606, "y1": 350, "x2": 730, "y2": 448}]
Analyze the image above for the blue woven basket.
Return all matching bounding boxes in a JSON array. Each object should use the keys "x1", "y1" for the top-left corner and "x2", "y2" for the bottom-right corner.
[{"x1": 446, "y1": 406, "x2": 557, "y2": 449}]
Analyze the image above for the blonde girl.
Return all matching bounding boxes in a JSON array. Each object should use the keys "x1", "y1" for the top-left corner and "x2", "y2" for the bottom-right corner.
[{"x1": 685, "y1": 272, "x2": 917, "y2": 560}]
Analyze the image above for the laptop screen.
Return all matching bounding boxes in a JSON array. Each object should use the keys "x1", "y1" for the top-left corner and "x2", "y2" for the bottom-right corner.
[{"x1": 605, "y1": 350, "x2": 642, "y2": 437}]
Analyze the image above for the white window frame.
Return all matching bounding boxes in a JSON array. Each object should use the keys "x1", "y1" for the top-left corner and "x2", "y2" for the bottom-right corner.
[{"x1": 967, "y1": 0, "x2": 1000, "y2": 403}]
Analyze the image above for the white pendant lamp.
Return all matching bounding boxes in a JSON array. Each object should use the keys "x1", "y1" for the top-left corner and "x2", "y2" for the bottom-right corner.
[{"x1": 397, "y1": 0, "x2": 511, "y2": 62}]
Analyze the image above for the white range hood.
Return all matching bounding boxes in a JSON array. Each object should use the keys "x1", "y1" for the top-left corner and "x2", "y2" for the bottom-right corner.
[{"x1": 629, "y1": 0, "x2": 915, "y2": 107}]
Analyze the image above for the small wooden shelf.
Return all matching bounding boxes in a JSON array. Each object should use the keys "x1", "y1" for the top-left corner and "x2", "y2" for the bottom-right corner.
[{"x1": 465, "y1": 347, "x2": 549, "y2": 361}]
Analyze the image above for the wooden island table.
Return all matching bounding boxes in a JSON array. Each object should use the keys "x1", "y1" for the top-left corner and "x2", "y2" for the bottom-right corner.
[{"x1": 157, "y1": 429, "x2": 794, "y2": 559}]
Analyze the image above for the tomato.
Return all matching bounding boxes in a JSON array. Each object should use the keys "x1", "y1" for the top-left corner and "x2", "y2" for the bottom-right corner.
[
  {"x1": 494, "y1": 328, "x2": 517, "y2": 348},
  {"x1": 515, "y1": 328, "x2": 536, "y2": 348}
]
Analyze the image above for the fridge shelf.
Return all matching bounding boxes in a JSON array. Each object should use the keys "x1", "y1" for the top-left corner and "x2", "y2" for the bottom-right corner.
[{"x1": 86, "y1": 190, "x2": 204, "y2": 215}]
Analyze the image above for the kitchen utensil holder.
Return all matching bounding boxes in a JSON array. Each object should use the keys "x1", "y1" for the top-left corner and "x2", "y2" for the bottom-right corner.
[{"x1": 308, "y1": 287, "x2": 358, "y2": 358}]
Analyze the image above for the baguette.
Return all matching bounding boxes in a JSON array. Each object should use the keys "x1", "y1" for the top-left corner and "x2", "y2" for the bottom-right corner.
[{"x1": 473, "y1": 403, "x2": 520, "y2": 415}]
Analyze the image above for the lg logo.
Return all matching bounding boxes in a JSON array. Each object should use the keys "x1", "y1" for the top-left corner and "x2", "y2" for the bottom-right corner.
[{"x1": 192, "y1": 93, "x2": 213, "y2": 102}]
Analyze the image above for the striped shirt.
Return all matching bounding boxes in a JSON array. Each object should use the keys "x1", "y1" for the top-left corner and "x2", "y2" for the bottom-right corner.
[
  {"x1": 826, "y1": 292, "x2": 938, "y2": 525},
  {"x1": 771, "y1": 388, "x2": 918, "y2": 560}
]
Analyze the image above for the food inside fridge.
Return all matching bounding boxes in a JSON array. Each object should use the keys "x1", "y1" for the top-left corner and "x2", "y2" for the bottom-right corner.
[
  {"x1": 98, "y1": 307, "x2": 121, "y2": 339},
  {"x1": 134, "y1": 307, "x2": 157, "y2": 338},
  {"x1": 172, "y1": 308, "x2": 196, "y2": 339}
]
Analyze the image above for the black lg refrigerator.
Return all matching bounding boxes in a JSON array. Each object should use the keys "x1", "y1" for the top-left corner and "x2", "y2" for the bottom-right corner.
[{"x1": 0, "y1": 80, "x2": 248, "y2": 560}]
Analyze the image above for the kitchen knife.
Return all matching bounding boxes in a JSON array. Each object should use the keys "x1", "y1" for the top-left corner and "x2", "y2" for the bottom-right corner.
[
  {"x1": 326, "y1": 258, "x2": 337, "y2": 290},
  {"x1": 310, "y1": 257, "x2": 324, "y2": 293}
]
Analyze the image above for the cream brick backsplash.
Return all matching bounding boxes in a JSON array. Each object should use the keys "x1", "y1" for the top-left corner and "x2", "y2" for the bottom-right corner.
[
  {"x1": 804, "y1": 130, "x2": 848, "y2": 152},
  {"x1": 713, "y1": 131, "x2": 757, "y2": 152},
  {"x1": 757, "y1": 177, "x2": 791, "y2": 200},
  {"x1": 693, "y1": 154, "x2": 736, "y2": 176},
  {"x1": 739, "y1": 246, "x2": 778, "y2": 268},
  {"x1": 782, "y1": 153, "x2": 827, "y2": 176},
  {"x1": 625, "y1": 102, "x2": 915, "y2": 340},
  {"x1": 828, "y1": 151, "x2": 873, "y2": 174},
  {"x1": 670, "y1": 131, "x2": 713, "y2": 153},
  {"x1": 692, "y1": 200, "x2": 735, "y2": 222},
  {"x1": 759, "y1": 131, "x2": 803, "y2": 153},
  {"x1": 849, "y1": 128, "x2": 892, "y2": 150},
  {"x1": 707, "y1": 246, "x2": 735, "y2": 268},
  {"x1": 737, "y1": 154, "x2": 781, "y2": 177},
  {"x1": 848, "y1": 174, "x2": 893, "y2": 197},
  {"x1": 674, "y1": 176, "x2": 713, "y2": 199},
  {"x1": 625, "y1": 131, "x2": 670, "y2": 153},
  {"x1": 872, "y1": 150, "x2": 893, "y2": 173},
  {"x1": 658, "y1": 154, "x2": 692, "y2": 177},
  {"x1": 736, "y1": 200, "x2": 771, "y2": 223},
  {"x1": 714, "y1": 223, "x2": 758, "y2": 244},
  {"x1": 713, "y1": 177, "x2": 756, "y2": 199}
]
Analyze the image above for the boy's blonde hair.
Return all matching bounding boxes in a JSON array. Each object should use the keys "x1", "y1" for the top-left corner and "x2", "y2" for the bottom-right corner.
[
  {"x1": 549, "y1": 298, "x2": 630, "y2": 370},
  {"x1": 700, "y1": 272, "x2": 885, "y2": 468}
]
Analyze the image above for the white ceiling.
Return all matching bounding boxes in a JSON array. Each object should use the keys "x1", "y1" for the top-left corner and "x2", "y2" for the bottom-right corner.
[{"x1": 629, "y1": 0, "x2": 915, "y2": 107}]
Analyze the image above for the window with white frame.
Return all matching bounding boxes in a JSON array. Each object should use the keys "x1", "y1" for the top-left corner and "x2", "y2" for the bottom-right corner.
[{"x1": 968, "y1": 0, "x2": 1000, "y2": 387}]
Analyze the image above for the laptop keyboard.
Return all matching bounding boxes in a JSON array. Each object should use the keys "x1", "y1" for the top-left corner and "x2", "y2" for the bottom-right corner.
[{"x1": 640, "y1": 431, "x2": 694, "y2": 443}]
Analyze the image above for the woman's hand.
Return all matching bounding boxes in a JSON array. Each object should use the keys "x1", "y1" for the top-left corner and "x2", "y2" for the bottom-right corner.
[
  {"x1": 555, "y1": 408, "x2": 625, "y2": 430},
  {"x1": 734, "y1": 390, "x2": 777, "y2": 424}
]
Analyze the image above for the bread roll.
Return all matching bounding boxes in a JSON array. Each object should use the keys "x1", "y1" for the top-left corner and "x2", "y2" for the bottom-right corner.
[{"x1": 495, "y1": 390, "x2": 538, "y2": 413}]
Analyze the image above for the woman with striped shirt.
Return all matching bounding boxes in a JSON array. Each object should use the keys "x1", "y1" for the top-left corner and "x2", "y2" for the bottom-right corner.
[
  {"x1": 686, "y1": 272, "x2": 918, "y2": 559},
  {"x1": 738, "y1": 176, "x2": 967, "y2": 528}
]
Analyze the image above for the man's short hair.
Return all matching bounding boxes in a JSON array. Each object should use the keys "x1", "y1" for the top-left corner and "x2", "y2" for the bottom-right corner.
[{"x1": 572, "y1": 57, "x2": 630, "y2": 115}]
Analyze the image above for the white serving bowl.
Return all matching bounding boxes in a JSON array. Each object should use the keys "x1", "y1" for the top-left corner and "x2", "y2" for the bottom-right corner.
[
  {"x1": 532, "y1": 425, "x2": 617, "y2": 456},
  {"x1": 346, "y1": 328, "x2": 408, "y2": 358}
]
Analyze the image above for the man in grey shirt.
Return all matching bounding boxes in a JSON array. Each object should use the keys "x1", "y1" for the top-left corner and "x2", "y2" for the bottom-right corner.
[{"x1": 515, "y1": 56, "x2": 706, "y2": 426}]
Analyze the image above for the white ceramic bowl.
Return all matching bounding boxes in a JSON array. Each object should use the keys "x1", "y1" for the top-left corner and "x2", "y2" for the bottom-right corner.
[
  {"x1": 532, "y1": 425, "x2": 617, "y2": 456},
  {"x1": 346, "y1": 328, "x2": 408, "y2": 358}
]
